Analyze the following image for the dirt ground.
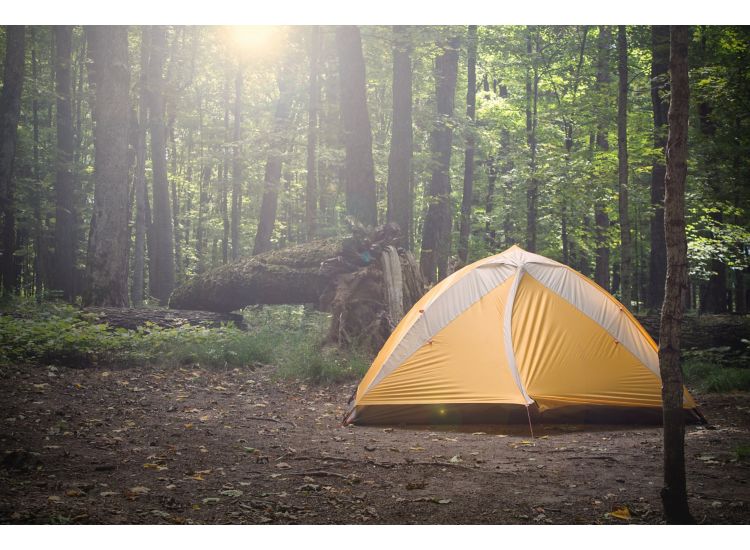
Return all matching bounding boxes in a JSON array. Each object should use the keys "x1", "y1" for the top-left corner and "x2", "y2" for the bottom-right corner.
[{"x1": 0, "y1": 362, "x2": 748, "y2": 525}]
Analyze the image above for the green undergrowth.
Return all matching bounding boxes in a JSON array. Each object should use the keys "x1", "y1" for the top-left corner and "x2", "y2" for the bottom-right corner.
[
  {"x1": 0, "y1": 298, "x2": 370, "y2": 384},
  {"x1": 243, "y1": 305, "x2": 370, "y2": 384},
  {"x1": 682, "y1": 342, "x2": 750, "y2": 393}
]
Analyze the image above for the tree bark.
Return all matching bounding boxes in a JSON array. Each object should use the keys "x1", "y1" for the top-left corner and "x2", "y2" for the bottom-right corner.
[
  {"x1": 221, "y1": 69, "x2": 230, "y2": 264},
  {"x1": 0, "y1": 26, "x2": 25, "y2": 295},
  {"x1": 525, "y1": 29, "x2": 540, "y2": 253},
  {"x1": 253, "y1": 67, "x2": 294, "y2": 255},
  {"x1": 458, "y1": 25, "x2": 478, "y2": 266},
  {"x1": 336, "y1": 26, "x2": 377, "y2": 227},
  {"x1": 195, "y1": 163, "x2": 210, "y2": 273},
  {"x1": 51, "y1": 26, "x2": 76, "y2": 301},
  {"x1": 83, "y1": 26, "x2": 131, "y2": 307},
  {"x1": 594, "y1": 26, "x2": 612, "y2": 291},
  {"x1": 420, "y1": 36, "x2": 459, "y2": 284},
  {"x1": 147, "y1": 26, "x2": 175, "y2": 305},
  {"x1": 648, "y1": 25, "x2": 670, "y2": 311},
  {"x1": 131, "y1": 28, "x2": 150, "y2": 306},
  {"x1": 305, "y1": 26, "x2": 320, "y2": 242},
  {"x1": 617, "y1": 26, "x2": 633, "y2": 309},
  {"x1": 659, "y1": 25, "x2": 694, "y2": 525},
  {"x1": 231, "y1": 67, "x2": 243, "y2": 259},
  {"x1": 484, "y1": 157, "x2": 498, "y2": 248},
  {"x1": 386, "y1": 25, "x2": 414, "y2": 250}
]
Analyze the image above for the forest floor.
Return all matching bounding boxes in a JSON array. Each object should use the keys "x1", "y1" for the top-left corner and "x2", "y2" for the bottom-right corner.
[{"x1": 1, "y1": 361, "x2": 749, "y2": 525}]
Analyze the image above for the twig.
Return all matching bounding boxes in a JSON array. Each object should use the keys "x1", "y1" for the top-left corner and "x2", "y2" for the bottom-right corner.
[
  {"x1": 287, "y1": 470, "x2": 349, "y2": 479},
  {"x1": 247, "y1": 415, "x2": 297, "y2": 427}
]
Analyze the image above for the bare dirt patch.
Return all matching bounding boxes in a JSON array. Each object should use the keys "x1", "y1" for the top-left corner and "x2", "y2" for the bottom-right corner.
[{"x1": 1, "y1": 363, "x2": 748, "y2": 524}]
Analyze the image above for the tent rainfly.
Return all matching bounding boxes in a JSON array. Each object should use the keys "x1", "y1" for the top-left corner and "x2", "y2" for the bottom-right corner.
[{"x1": 344, "y1": 246, "x2": 699, "y2": 425}]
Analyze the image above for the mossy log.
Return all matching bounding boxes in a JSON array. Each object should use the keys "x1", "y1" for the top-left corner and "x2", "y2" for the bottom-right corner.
[
  {"x1": 635, "y1": 314, "x2": 750, "y2": 351},
  {"x1": 169, "y1": 222, "x2": 425, "y2": 352},
  {"x1": 169, "y1": 237, "x2": 343, "y2": 312},
  {"x1": 83, "y1": 307, "x2": 246, "y2": 330}
]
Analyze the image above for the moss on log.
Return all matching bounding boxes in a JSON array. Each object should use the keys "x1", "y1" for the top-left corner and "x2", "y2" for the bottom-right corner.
[{"x1": 169, "y1": 237, "x2": 343, "y2": 312}]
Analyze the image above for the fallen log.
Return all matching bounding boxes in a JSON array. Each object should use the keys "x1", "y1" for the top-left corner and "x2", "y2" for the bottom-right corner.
[
  {"x1": 169, "y1": 237, "x2": 342, "y2": 312},
  {"x1": 83, "y1": 307, "x2": 246, "y2": 330},
  {"x1": 169, "y1": 221, "x2": 425, "y2": 352},
  {"x1": 635, "y1": 314, "x2": 750, "y2": 351}
]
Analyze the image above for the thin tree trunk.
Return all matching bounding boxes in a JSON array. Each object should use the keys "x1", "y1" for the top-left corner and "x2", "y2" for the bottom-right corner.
[
  {"x1": 253, "y1": 68, "x2": 294, "y2": 255},
  {"x1": 618, "y1": 26, "x2": 633, "y2": 308},
  {"x1": 31, "y1": 31, "x2": 43, "y2": 298},
  {"x1": 387, "y1": 25, "x2": 414, "y2": 250},
  {"x1": 53, "y1": 26, "x2": 77, "y2": 301},
  {"x1": 336, "y1": 26, "x2": 377, "y2": 227},
  {"x1": 525, "y1": 28, "x2": 540, "y2": 253},
  {"x1": 231, "y1": 67, "x2": 243, "y2": 260},
  {"x1": 305, "y1": 26, "x2": 320, "y2": 242},
  {"x1": 458, "y1": 25, "x2": 478, "y2": 265},
  {"x1": 147, "y1": 25, "x2": 175, "y2": 304},
  {"x1": 648, "y1": 25, "x2": 670, "y2": 311},
  {"x1": 659, "y1": 25, "x2": 694, "y2": 525},
  {"x1": 195, "y1": 163, "x2": 210, "y2": 273},
  {"x1": 221, "y1": 70, "x2": 230, "y2": 264},
  {"x1": 83, "y1": 26, "x2": 131, "y2": 307},
  {"x1": 0, "y1": 26, "x2": 25, "y2": 295},
  {"x1": 485, "y1": 157, "x2": 498, "y2": 247},
  {"x1": 131, "y1": 28, "x2": 149, "y2": 306},
  {"x1": 420, "y1": 36, "x2": 459, "y2": 284},
  {"x1": 594, "y1": 26, "x2": 612, "y2": 291}
]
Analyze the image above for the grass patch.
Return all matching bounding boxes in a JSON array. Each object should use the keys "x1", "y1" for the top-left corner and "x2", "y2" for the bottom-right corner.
[
  {"x1": 683, "y1": 357, "x2": 750, "y2": 393},
  {"x1": 0, "y1": 298, "x2": 272, "y2": 369},
  {"x1": 1, "y1": 299, "x2": 370, "y2": 384},
  {"x1": 735, "y1": 444, "x2": 750, "y2": 462},
  {"x1": 243, "y1": 305, "x2": 371, "y2": 384}
]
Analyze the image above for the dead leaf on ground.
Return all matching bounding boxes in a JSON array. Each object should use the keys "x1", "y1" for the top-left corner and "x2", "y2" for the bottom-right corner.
[{"x1": 608, "y1": 506, "x2": 632, "y2": 520}]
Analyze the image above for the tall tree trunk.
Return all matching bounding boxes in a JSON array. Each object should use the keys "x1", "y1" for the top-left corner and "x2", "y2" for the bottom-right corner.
[
  {"x1": 648, "y1": 25, "x2": 670, "y2": 311},
  {"x1": 231, "y1": 67, "x2": 243, "y2": 260},
  {"x1": 53, "y1": 26, "x2": 77, "y2": 301},
  {"x1": 221, "y1": 70, "x2": 230, "y2": 264},
  {"x1": 420, "y1": 36, "x2": 459, "y2": 284},
  {"x1": 387, "y1": 25, "x2": 414, "y2": 250},
  {"x1": 195, "y1": 163, "x2": 210, "y2": 273},
  {"x1": 458, "y1": 25, "x2": 478, "y2": 266},
  {"x1": 0, "y1": 26, "x2": 25, "y2": 295},
  {"x1": 131, "y1": 28, "x2": 150, "y2": 306},
  {"x1": 146, "y1": 26, "x2": 175, "y2": 304},
  {"x1": 336, "y1": 26, "x2": 377, "y2": 227},
  {"x1": 83, "y1": 26, "x2": 131, "y2": 307},
  {"x1": 484, "y1": 157, "x2": 498, "y2": 247},
  {"x1": 31, "y1": 30, "x2": 43, "y2": 298},
  {"x1": 659, "y1": 25, "x2": 694, "y2": 525},
  {"x1": 594, "y1": 26, "x2": 612, "y2": 291},
  {"x1": 305, "y1": 26, "x2": 320, "y2": 242},
  {"x1": 525, "y1": 28, "x2": 540, "y2": 253},
  {"x1": 253, "y1": 68, "x2": 294, "y2": 255},
  {"x1": 696, "y1": 30, "x2": 727, "y2": 314},
  {"x1": 617, "y1": 25, "x2": 633, "y2": 308}
]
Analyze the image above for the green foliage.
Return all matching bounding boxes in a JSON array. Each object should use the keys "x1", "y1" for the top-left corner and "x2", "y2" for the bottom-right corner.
[
  {"x1": 0, "y1": 299, "x2": 370, "y2": 384},
  {"x1": 686, "y1": 198, "x2": 750, "y2": 280},
  {"x1": 683, "y1": 358, "x2": 750, "y2": 393},
  {"x1": 0, "y1": 298, "x2": 272, "y2": 369},
  {"x1": 735, "y1": 444, "x2": 750, "y2": 462},
  {"x1": 242, "y1": 305, "x2": 370, "y2": 384}
]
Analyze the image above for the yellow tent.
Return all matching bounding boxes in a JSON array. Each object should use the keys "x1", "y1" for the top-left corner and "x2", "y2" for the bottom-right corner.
[{"x1": 344, "y1": 245, "x2": 698, "y2": 425}]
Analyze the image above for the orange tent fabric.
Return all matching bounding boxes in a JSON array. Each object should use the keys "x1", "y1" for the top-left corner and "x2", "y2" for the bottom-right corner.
[{"x1": 344, "y1": 246, "x2": 697, "y2": 425}]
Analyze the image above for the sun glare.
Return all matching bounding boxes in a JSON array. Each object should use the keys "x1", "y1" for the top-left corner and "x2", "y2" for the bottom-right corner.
[{"x1": 224, "y1": 26, "x2": 282, "y2": 58}]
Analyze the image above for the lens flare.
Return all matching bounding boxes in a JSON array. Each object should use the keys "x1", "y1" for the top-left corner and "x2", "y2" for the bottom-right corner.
[{"x1": 224, "y1": 26, "x2": 282, "y2": 59}]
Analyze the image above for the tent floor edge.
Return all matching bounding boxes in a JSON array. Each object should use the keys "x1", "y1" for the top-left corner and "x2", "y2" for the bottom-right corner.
[{"x1": 346, "y1": 402, "x2": 705, "y2": 427}]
